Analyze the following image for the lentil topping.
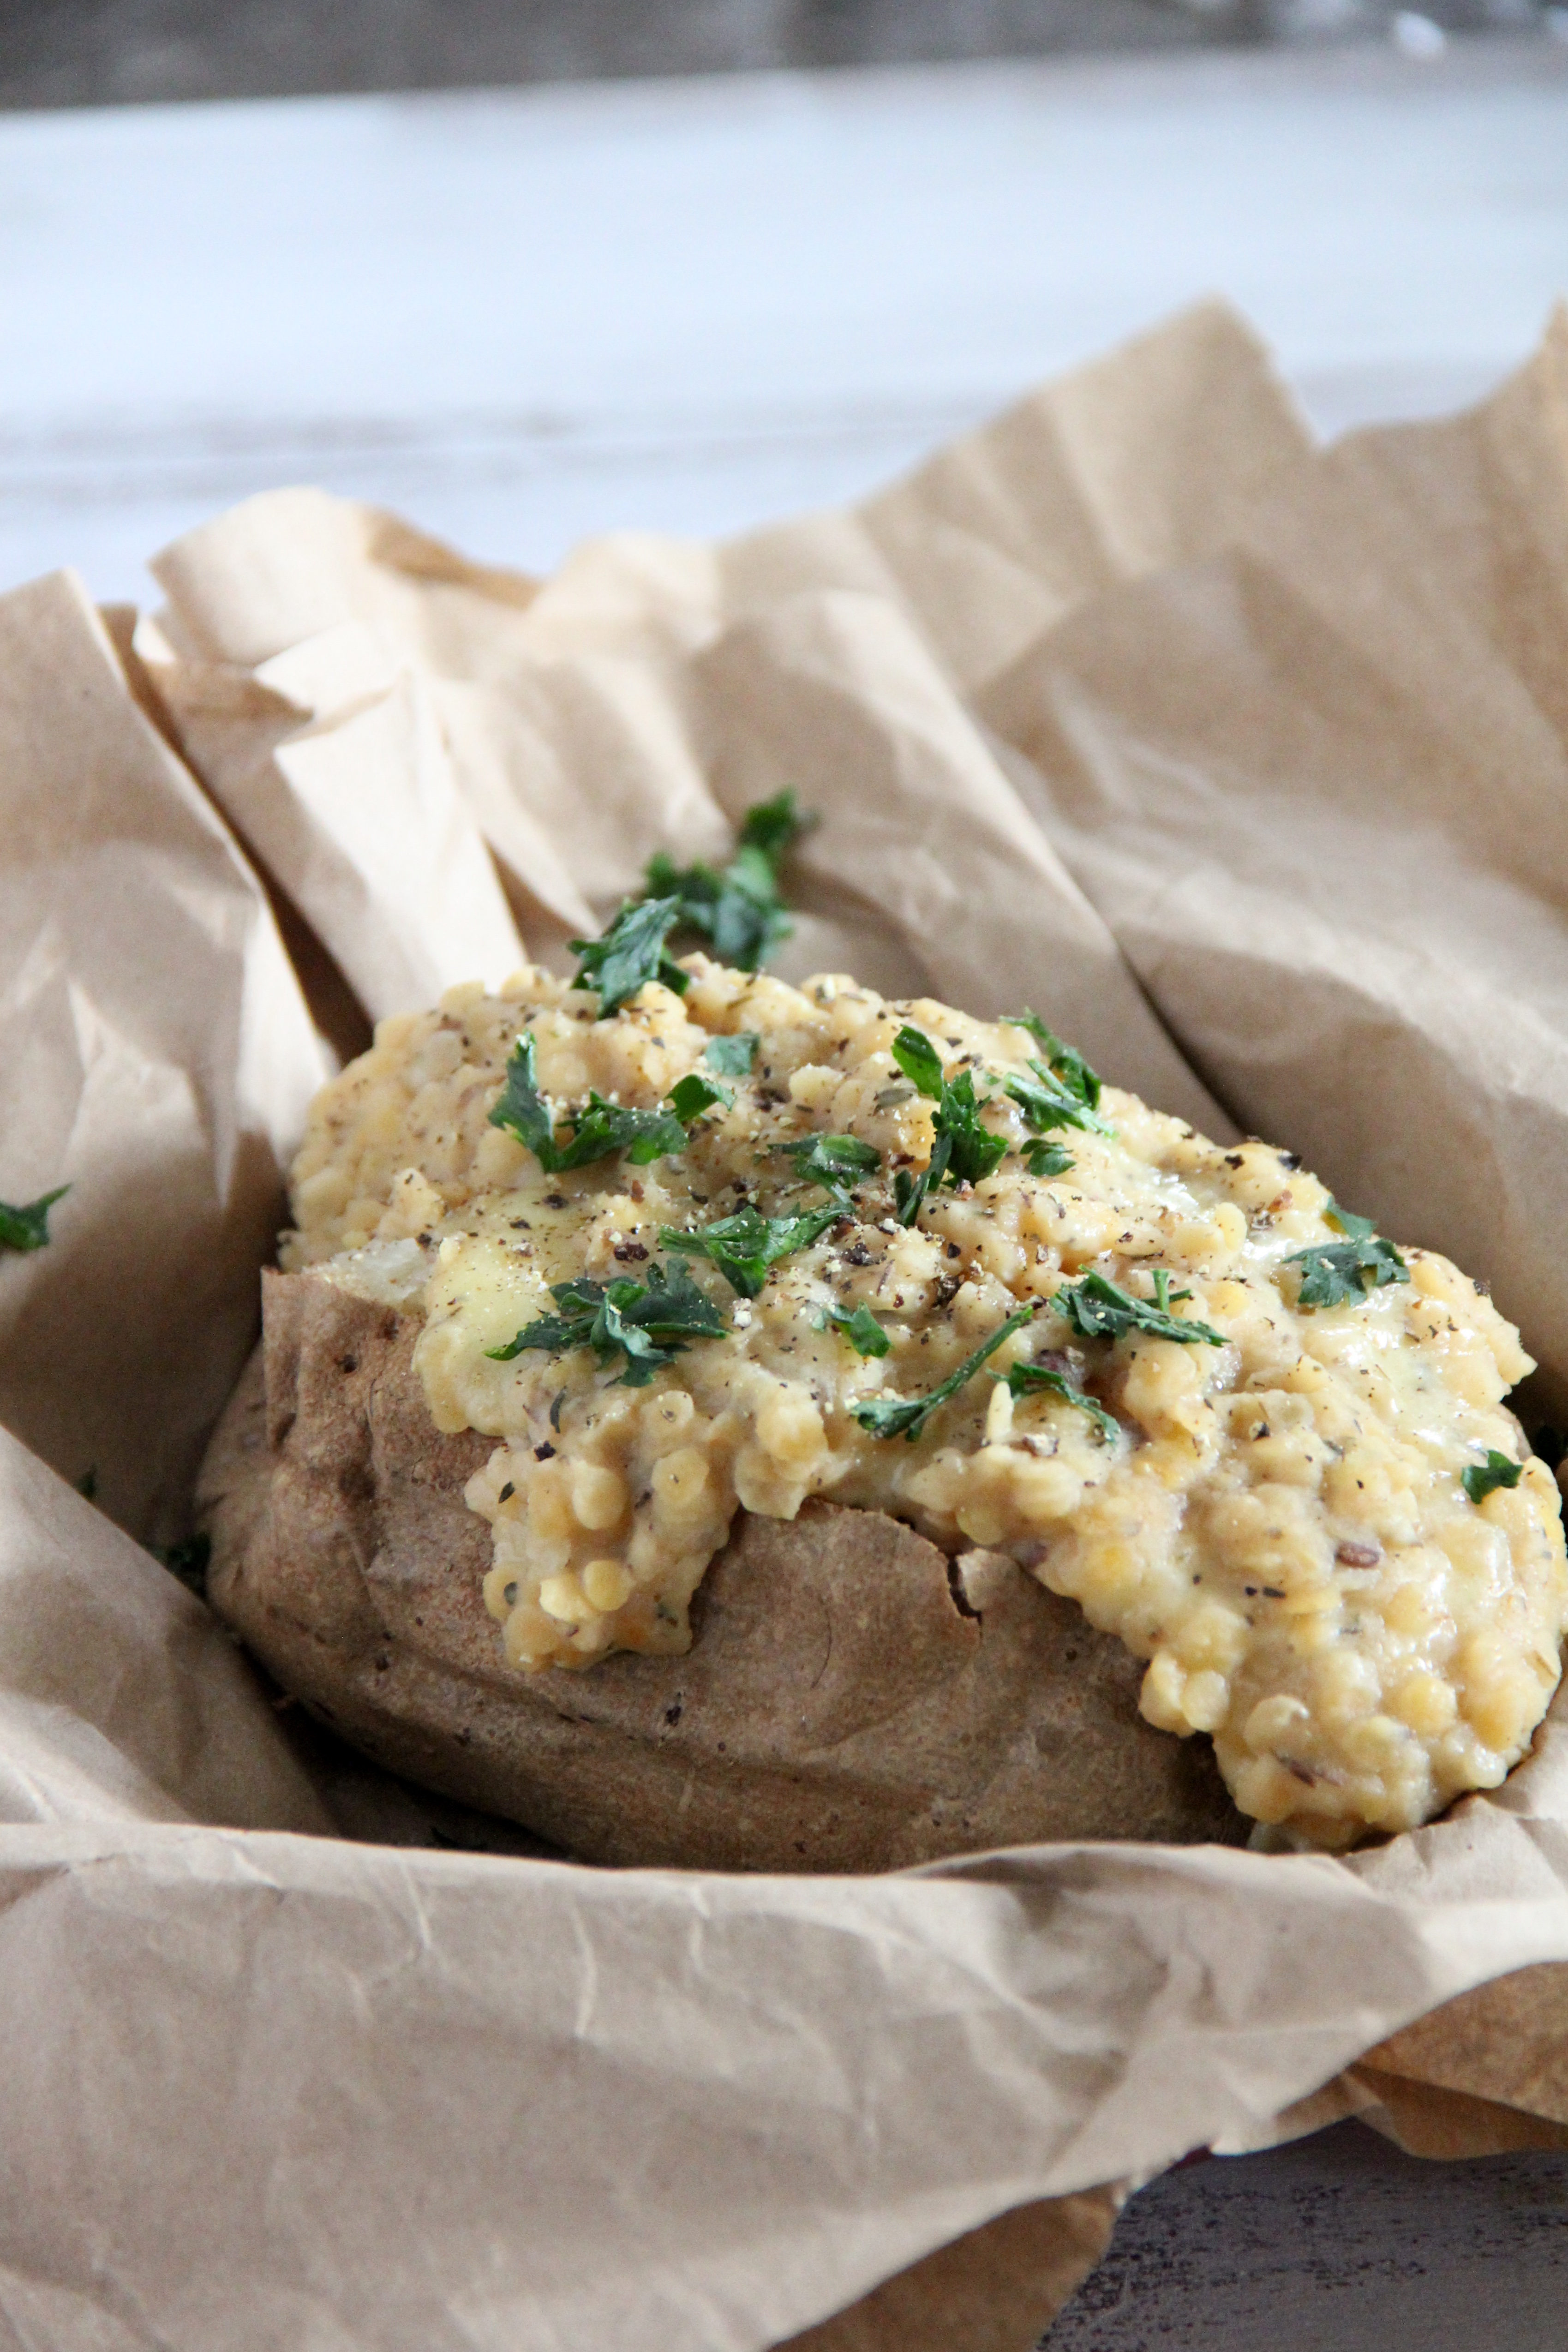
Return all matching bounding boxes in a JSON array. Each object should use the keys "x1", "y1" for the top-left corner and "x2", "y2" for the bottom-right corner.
[{"x1": 282, "y1": 956, "x2": 1568, "y2": 1848}]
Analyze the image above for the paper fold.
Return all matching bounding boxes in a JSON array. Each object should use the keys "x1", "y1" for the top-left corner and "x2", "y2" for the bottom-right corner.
[
  {"x1": 978, "y1": 305, "x2": 1568, "y2": 1403},
  {"x1": 0, "y1": 570, "x2": 329, "y2": 1541}
]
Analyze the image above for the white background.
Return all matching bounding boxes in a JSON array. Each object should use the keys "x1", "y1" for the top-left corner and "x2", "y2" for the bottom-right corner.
[{"x1": 1, "y1": 35, "x2": 1566, "y2": 603}]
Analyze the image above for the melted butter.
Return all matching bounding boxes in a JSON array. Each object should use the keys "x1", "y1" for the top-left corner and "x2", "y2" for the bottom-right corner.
[{"x1": 282, "y1": 960, "x2": 1568, "y2": 1846}]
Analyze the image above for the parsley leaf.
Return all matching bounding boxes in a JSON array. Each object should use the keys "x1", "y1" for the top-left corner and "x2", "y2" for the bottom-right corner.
[
  {"x1": 853, "y1": 1303, "x2": 1037, "y2": 1442},
  {"x1": 889, "y1": 1025, "x2": 1006, "y2": 1220},
  {"x1": 897, "y1": 1016, "x2": 1107, "y2": 1206},
  {"x1": 571, "y1": 896, "x2": 691, "y2": 1016},
  {"x1": 936, "y1": 1069, "x2": 1009, "y2": 1188},
  {"x1": 704, "y1": 1033, "x2": 759, "y2": 1077},
  {"x1": 644, "y1": 790, "x2": 814, "y2": 971},
  {"x1": 889, "y1": 1028, "x2": 950, "y2": 1221},
  {"x1": 1287, "y1": 1235, "x2": 1409, "y2": 1309},
  {"x1": 666, "y1": 1071, "x2": 731, "y2": 1122},
  {"x1": 820, "y1": 1302, "x2": 892, "y2": 1359},
  {"x1": 1053, "y1": 1271, "x2": 1225, "y2": 1347},
  {"x1": 490, "y1": 1033, "x2": 694, "y2": 1173},
  {"x1": 736, "y1": 789, "x2": 811, "y2": 865},
  {"x1": 1325, "y1": 1197, "x2": 1376, "y2": 1241},
  {"x1": 1005, "y1": 1057, "x2": 1114, "y2": 1142},
  {"x1": 893, "y1": 1159, "x2": 942, "y2": 1226},
  {"x1": 558, "y1": 1099, "x2": 690, "y2": 1171},
  {"x1": 1003, "y1": 1013, "x2": 1104, "y2": 1113},
  {"x1": 661, "y1": 1201, "x2": 842, "y2": 1298},
  {"x1": 891, "y1": 1025, "x2": 946, "y2": 1101},
  {"x1": 488, "y1": 1032, "x2": 556, "y2": 1161},
  {"x1": 1005, "y1": 1362, "x2": 1119, "y2": 1443},
  {"x1": 783, "y1": 1132, "x2": 882, "y2": 1188},
  {"x1": 0, "y1": 1185, "x2": 67, "y2": 1255},
  {"x1": 486, "y1": 1261, "x2": 726, "y2": 1386},
  {"x1": 1463, "y1": 1450, "x2": 1524, "y2": 1505}
]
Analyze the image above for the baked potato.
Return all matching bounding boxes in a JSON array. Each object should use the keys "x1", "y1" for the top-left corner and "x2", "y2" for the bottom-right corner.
[
  {"x1": 198, "y1": 934, "x2": 1567, "y2": 1866},
  {"x1": 199, "y1": 1269, "x2": 1243, "y2": 1870}
]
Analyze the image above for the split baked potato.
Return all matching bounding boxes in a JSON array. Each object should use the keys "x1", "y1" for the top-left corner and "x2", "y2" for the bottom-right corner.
[
  {"x1": 200, "y1": 1271, "x2": 1243, "y2": 1868},
  {"x1": 198, "y1": 937, "x2": 1567, "y2": 1868}
]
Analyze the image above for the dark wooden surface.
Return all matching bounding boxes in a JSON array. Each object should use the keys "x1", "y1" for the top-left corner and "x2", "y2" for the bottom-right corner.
[
  {"x1": 7, "y1": 1, "x2": 1544, "y2": 114},
  {"x1": 1046, "y1": 2120, "x2": 1568, "y2": 2349}
]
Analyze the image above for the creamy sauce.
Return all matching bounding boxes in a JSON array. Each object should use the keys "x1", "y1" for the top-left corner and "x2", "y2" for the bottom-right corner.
[{"x1": 283, "y1": 958, "x2": 1568, "y2": 1847}]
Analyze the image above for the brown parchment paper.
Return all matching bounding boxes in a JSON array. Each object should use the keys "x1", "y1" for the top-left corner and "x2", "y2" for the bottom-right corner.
[
  {"x1": 0, "y1": 571, "x2": 331, "y2": 1543},
  {"x1": 4, "y1": 303, "x2": 1568, "y2": 2351},
  {"x1": 138, "y1": 300, "x2": 1302, "y2": 1126},
  {"x1": 131, "y1": 585, "x2": 535, "y2": 1023},
  {"x1": 980, "y1": 301, "x2": 1568, "y2": 1412}
]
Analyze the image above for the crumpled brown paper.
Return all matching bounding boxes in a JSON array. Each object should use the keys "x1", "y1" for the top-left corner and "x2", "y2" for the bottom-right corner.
[
  {"x1": 137, "y1": 301, "x2": 1305, "y2": 1125},
  {"x1": 135, "y1": 503, "x2": 537, "y2": 1023},
  {"x1": 0, "y1": 571, "x2": 330, "y2": 1543},
  {"x1": 4, "y1": 300, "x2": 1568, "y2": 2351},
  {"x1": 0, "y1": 1420, "x2": 329, "y2": 1835},
  {"x1": 980, "y1": 302, "x2": 1568, "y2": 1413}
]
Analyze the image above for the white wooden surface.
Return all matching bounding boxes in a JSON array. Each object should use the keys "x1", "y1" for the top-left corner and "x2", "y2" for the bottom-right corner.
[
  {"x1": 0, "y1": 36, "x2": 1566, "y2": 603},
  {"x1": 2, "y1": 36, "x2": 1568, "y2": 2348}
]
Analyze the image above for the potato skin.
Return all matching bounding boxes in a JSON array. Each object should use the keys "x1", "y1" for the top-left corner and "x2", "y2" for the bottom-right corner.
[{"x1": 197, "y1": 1269, "x2": 1243, "y2": 1872}]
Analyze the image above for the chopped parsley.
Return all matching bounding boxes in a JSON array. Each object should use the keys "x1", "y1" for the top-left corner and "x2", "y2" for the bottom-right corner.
[
  {"x1": 1324, "y1": 1197, "x2": 1376, "y2": 1240},
  {"x1": 1005, "y1": 1058, "x2": 1114, "y2": 1143},
  {"x1": 890, "y1": 1025, "x2": 1007, "y2": 1222},
  {"x1": 933, "y1": 1069, "x2": 1009, "y2": 1188},
  {"x1": 644, "y1": 790, "x2": 814, "y2": 971},
  {"x1": 893, "y1": 1166, "x2": 937, "y2": 1225},
  {"x1": 489, "y1": 1033, "x2": 706, "y2": 1173},
  {"x1": 1025, "y1": 1142, "x2": 1074, "y2": 1179},
  {"x1": 1462, "y1": 1449, "x2": 1524, "y2": 1506},
  {"x1": 486, "y1": 1262, "x2": 726, "y2": 1387},
  {"x1": 1003, "y1": 1013, "x2": 1104, "y2": 1114},
  {"x1": 853, "y1": 1303, "x2": 1036, "y2": 1442},
  {"x1": 662, "y1": 1201, "x2": 842, "y2": 1298},
  {"x1": 1286, "y1": 1233, "x2": 1409, "y2": 1310},
  {"x1": 570, "y1": 896, "x2": 690, "y2": 1016},
  {"x1": 736, "y1": 789, "x2": 809, "y2": 864},
  {"x1": 0, "y1": 1185, "x2": 67, "y2": 1255},
  {"x1": 1052, "y1": 1271, "x2": 1224, "y2": 1347},
  {"x1": 665, "y1": 1071, "x2": 732, "y2": 1122},
  {"x1": 783, "y1": 1132, "x2": 882, "y2": 1190},
  {"x1": 1004, "y1": 1362, "x2": 1119, "y2": 1443},
  {"x1": 890, "y1": 1025, "x2": 945, "y2": 1102},
  {"x1": 703, "y1": 1032, "x2": 760, "y2": 1077},
  {"x1": 819, "y1": 1302, "x2": 891, "y2": 1359}
]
